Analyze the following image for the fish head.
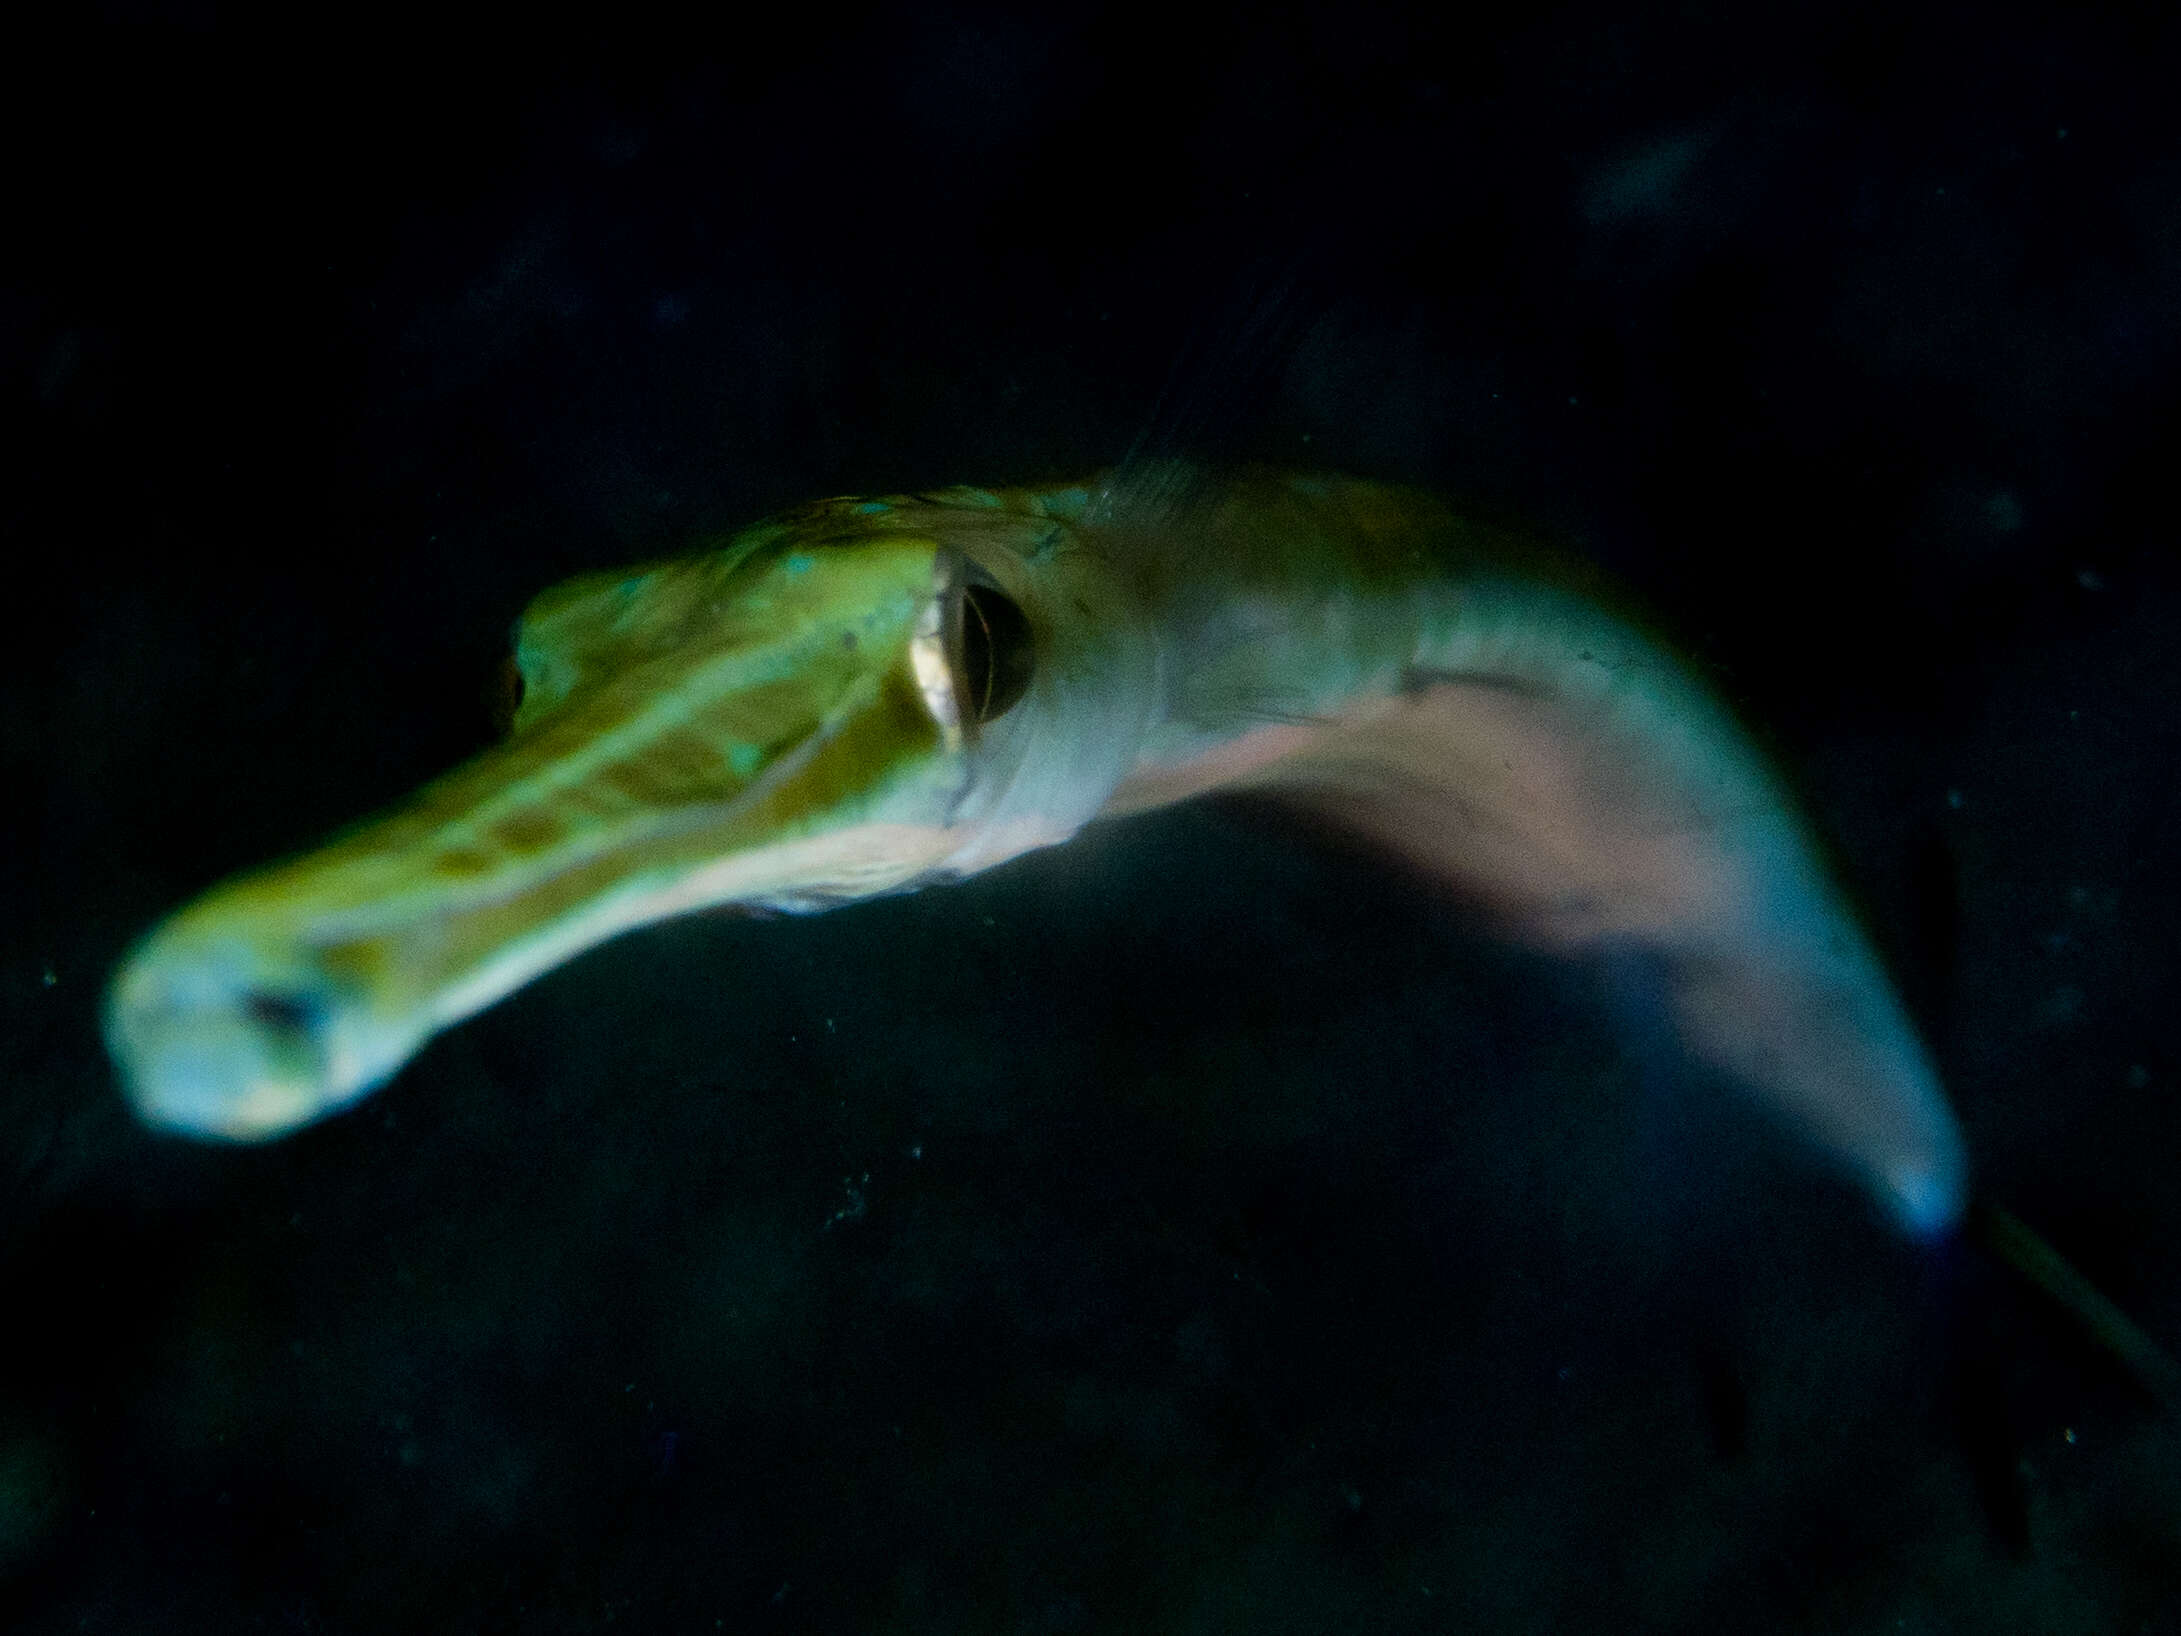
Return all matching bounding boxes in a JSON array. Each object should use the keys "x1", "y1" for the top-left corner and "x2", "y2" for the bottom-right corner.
[{"x1": 104, "y1": 484, "x2": 1154, "y2": 1141}]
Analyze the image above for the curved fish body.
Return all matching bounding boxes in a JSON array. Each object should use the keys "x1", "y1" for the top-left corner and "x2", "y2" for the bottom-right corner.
[{"x1": 103, "y1": 470, "x2": 1966, "y2": 1236}]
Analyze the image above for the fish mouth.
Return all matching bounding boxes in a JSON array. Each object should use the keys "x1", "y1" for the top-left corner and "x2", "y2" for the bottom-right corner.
[{"x1": 103, "y1": 934, "x2": 402, "y2": 1141}]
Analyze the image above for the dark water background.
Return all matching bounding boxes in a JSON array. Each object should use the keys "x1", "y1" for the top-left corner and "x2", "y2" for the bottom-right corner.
[{"x1": 6, "y1": 2, "x2": 2181, "y2": 1630}]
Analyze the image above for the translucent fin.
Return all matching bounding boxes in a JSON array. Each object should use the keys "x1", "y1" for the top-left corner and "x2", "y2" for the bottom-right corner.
[{"x1": 1265, "y1": 660, "x2": 1968, "y2": 1236}]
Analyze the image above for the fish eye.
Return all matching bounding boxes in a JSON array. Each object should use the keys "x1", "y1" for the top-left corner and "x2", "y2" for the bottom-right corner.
[
  {"x1": 911, "y1": 553, "x2": 1035, "y2": 748},
  {"x1": 485, "y1": 655, "x2": 527, "y2": 734},
  {"x1": 958, "y1": 580, "x2": 1033, "y2": 725}
]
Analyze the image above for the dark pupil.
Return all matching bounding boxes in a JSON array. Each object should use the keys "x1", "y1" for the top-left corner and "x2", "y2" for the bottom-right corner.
[
  {"x1": 489, "y1": 657, "x2": 526, "y2": 732},
  {"x1": 960, "y1": 583, "x2": 1033, "y2": 724}
]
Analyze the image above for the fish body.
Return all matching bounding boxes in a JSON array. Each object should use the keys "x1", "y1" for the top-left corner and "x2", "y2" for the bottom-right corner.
[{"x1": 104, "y1": 468, "x2": 1965, "y2": 1235}]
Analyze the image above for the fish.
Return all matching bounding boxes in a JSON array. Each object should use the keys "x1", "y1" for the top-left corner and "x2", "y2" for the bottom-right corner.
[{"x1": 103, "y1": 465, "x2": 1970, "y2": 1242}]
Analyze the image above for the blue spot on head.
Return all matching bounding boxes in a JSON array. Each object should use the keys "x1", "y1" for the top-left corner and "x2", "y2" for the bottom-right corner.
[
  {"x1": 727, "y1": 742, "x2": 763, "y2": 777},
  {"x1": 853, "y1": 501, "x2": 890, "y2": 516},
  {"x1": 783, "y1": 553, "x2": 815, "y2": 577}
]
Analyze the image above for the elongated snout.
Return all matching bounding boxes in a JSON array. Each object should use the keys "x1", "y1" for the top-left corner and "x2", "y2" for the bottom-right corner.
[{"x1": 101, "y1": 521, "x2": 1031, "y2": 1141}]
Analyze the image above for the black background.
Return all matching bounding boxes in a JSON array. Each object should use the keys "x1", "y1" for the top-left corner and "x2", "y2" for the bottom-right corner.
[{"x1": 5, "y1": 2, "x2": 2180, "y2": 1630}]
